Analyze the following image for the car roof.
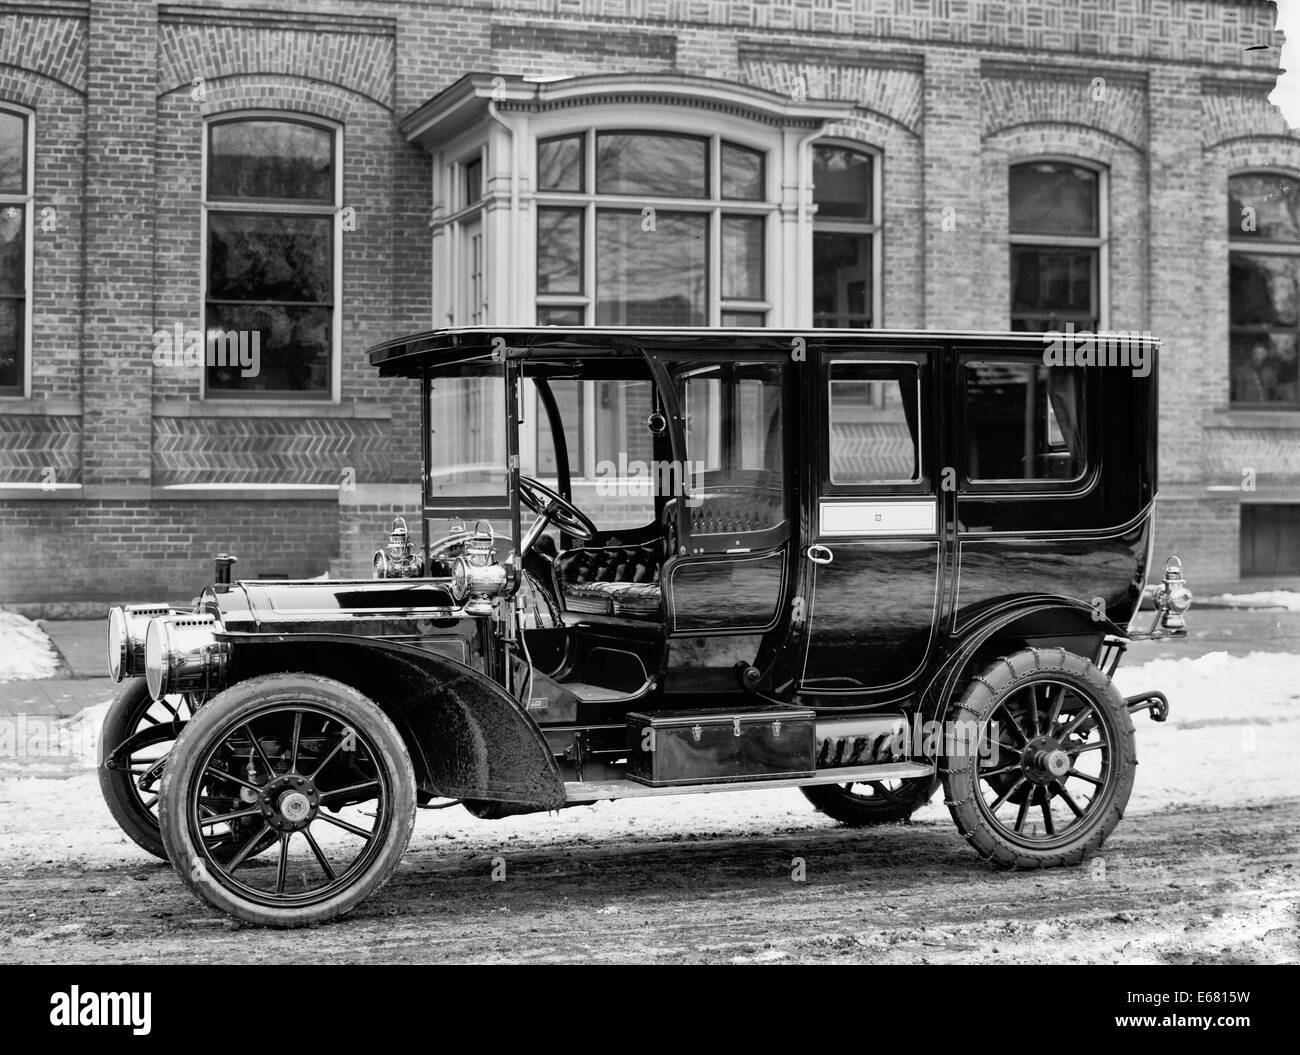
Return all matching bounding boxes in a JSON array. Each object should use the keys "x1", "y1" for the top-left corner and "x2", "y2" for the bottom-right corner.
[{"x1": 367, "y1": 325, "x2": 1160, "y2": 377}]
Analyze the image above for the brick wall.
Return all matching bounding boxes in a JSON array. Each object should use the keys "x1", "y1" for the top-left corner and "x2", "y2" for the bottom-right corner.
[
  {"x1": 0, "y1": 497, "x2": 337, "y2": 614},
  {"x1": 1, "y1": 0, "x2": 1297, "y2": 606}
]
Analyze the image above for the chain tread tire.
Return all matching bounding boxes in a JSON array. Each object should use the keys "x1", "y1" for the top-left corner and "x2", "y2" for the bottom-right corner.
[
  {"x1": 800, "y1": 776, "x2": 941, "y2": 826},
  {"x1": 941, "y1": 646, "x2": 1136, "y2": 870}
]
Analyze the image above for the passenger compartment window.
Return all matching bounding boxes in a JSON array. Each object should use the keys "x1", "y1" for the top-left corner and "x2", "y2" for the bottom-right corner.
[
  {"x1": 678, "y1": 362, "x2": 786, "y2": 542},
  {"x1": 827, "y1": 361, "x2": 921, "y2": 484},
  {"x1": 964, "y1": 361, "x2": 1085, "y2": 482}
]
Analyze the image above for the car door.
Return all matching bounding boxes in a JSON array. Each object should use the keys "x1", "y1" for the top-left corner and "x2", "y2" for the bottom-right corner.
[{"x1": 799, "y1": 344, "x2": 943, "y2": 695}]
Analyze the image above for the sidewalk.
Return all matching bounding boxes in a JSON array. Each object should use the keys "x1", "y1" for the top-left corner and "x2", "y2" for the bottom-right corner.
[{"x1": 0, "y1": 619, "x2": 115, "y2": 718}]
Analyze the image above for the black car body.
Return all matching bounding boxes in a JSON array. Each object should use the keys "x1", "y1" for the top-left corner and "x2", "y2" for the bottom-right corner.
[{"x1": 100, "y1": 327, "x2": 1192, "y2": 926}]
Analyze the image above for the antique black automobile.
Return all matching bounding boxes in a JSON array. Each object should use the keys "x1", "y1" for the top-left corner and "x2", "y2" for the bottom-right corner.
[{"x1": 100, "y1": 327, "x2": 1191, "y2": 926}]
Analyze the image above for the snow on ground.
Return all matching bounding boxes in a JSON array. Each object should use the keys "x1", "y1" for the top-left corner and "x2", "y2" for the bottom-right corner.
[
  {"x1": 1209, "y1": 590, "x2": 1300, "y2": 613},
  {"x1": 0, "y1": 612, "x2": 61, "y2": 681}
]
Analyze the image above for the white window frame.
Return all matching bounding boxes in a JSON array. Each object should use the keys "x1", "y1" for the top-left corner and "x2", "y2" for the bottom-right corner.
[
  {"x1": 1008, "y1": 155, "x2": 1109, "y2": 332},
  {"x1": 0, "y1": 104, "x2": 34, "y2": 399},
  {"x1": 199, "y1": 111, "x2": 343, "y2": 402},
  {"x1": 442, "y1": 147, "x2": 487, "y2": 328},
  {"x1": 811, "y1": 139, "x2": 883, "y2": 330}
]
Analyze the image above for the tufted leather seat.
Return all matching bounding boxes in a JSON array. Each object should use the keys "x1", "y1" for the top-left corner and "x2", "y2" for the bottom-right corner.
[
  {"x1": 555, "y1": 544, "x2": 662, "y2": 617},
  {"x1": 687, "y1": 489, "x2": 785, "y2": 536}
]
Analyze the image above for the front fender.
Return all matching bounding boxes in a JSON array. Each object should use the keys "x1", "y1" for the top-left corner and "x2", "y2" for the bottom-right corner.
[{"x1": 222, "y1": 634, "x2": 564, "y2": 810}]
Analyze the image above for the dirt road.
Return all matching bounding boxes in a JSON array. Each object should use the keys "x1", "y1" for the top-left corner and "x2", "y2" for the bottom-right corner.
[
  {"x1": 1, "y1": 647, "x2": 1297, "y2": 964},
  {"x1": 0, "y1": 780, "x2": 1295, "y2": 964}
]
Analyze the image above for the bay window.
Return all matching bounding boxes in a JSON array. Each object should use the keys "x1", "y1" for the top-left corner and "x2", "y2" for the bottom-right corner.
[{"x1": 534, "y1": 130, "x2": 771, "y2": 327}]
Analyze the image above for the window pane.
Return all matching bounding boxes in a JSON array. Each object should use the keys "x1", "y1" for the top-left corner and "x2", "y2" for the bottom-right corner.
[
  {"x1": 722, "y1": 215, "x2": 763, "y2": 300},
  {"x1": 539, "y1": 135, "x2": 584, "y2": 192},
  {"x1": 722, "y1": 142, "x2": 763, "y2": 200},
  {"x1": 594, "y1": 210, "x2": 707, "y2": 326},
  {"x1": 965, "y1": 362, "x2": 1084, "y2": 481},
  {"x1": 537, "y1": 305, "x2": 585, "y2": 326},
  {"x1": 828, "y1": 362, "x2": 919, "y2": 483},
  {"x1": 1229, "y1": 174, "x2": 1300, "y2": 242},
  {"x1": 591, "y1": 378, "x2": 657, "y2": 528},
  {"x1": 813, "y1": 232, "x2": 871, "y2": 327},
  {"x1": 1010, "y1": 246, "x2": 1096, "y2": 325},
  {"x1": 0, "y1": 295, "x2": 21, "y2": 390},
  {"x1": 464, "y1": 157, "x2": 482, "y2": 206},
  {"x1": 0, "y1": 111, "x2": 25, "y2": 194},
  {"x1": 682, "y1": 374, "x2": 722, "y2": 471},
  {"x1": 813, "y1": 146, "x2": 872, "y2": 221},
  {"x1": 427, "y1": 374, "x2": 509, "y2": 501},
  {"x1": 208, "y1": 213, "x2": 333, "y2": 303},
  {"x1": 595, "y1": 133, "x2": 707, "y2": 198},
  {"x1": 531, "y1": 378, "x2": 583, "y2": 477},
  {"x1": 1230, "y1": 252, "x2": 1300, "y2": 326},
  {"x1": 0, "y1": 205, "x2": 24, "y2": 296},
  {"x1": 736, "y1": 368, "x2": 783, "y2": 473},
  {"x1": 209, "y1": 120, "x2": 333, "y2": 202},
  {"x1": 1009, "y1": 162, "x2": 1098, "y2": 237},
  {"x1": 722, "y1": 310, "x2": 765, "y2": 327},
  {"x1": 537, "y1": 208, "x2": 583, "y2": 294},
  {"x1": 1230, "y1": 333, "x2": 1300, "y2": 405},
  {"x1": 204, "y1": 302, "x2": 331, "y2": 395}
]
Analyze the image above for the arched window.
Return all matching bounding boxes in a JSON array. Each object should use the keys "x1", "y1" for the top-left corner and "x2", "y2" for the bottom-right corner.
[
  {"x1": 534, "y1": 130, "x2": 770, "y2": 327},
  {"x1": 203, "y1": 116, "x2": 339, "y2": 398},
  {"x1": 1009, "y1": 160, "x2": 1104, "y2": 332},
  {"x1": 0, "y1": 107, "x2": 31, "y2": 397},
  {"x1": 812, "y1": 144, "x2": 879, "y2": 328},
  {"x1": 1229, "y1": 172, "x2": 1300, "y2": 407}
]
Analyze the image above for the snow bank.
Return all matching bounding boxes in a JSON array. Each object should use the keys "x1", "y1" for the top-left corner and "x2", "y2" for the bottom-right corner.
[
  {"x1": 0, "y1": 612, "x2": 61, "y2": 681},
  {"x1": 1208, "y1": 591, "x2": 1300, "y2": 613},
  {"x1": 1113, "y1": 650, "x2": 1300, "y2": 725}
]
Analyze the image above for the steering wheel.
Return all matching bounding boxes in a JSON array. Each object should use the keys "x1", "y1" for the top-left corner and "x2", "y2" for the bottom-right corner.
[{"x1": 518, "y1": 476, "x2": 596, "y2": 549}]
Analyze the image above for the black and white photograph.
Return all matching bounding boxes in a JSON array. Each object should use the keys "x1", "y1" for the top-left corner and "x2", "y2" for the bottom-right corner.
[{"x1": 0, "y1": 0, "x2": 1295, "y2": 1004}]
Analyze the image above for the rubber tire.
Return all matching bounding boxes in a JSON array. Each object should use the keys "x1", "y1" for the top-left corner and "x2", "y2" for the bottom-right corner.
[
  {"x1": 159, "y1": 673, "x2": 417, "y2": 928},
  {"x1": 942, "y1": 647, "x2": 1136, "y2": 870},
  {"x1": 801, "y1": 776, "x2": 940, "y2": 826},
  {"x1": 98, "y1": 677, "x2": 170, "y2": 860}
]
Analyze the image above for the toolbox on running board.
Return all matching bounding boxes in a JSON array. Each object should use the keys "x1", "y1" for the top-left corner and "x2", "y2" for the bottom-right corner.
[{"x1": 626, "y1": 707, "x2": 817, "y2": 786}]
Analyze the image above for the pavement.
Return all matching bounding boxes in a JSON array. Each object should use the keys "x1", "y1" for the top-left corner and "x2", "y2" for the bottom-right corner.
[
  {"x1": 0, "y1": 620, "x2": 116, "y2": 718},
  {"x1": 1, "y1": 598, "x2": 1297, "y2": 720}
]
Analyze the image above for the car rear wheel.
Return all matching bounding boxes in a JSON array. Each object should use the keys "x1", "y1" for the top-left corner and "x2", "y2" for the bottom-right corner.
[
  {"x1": 158, "y1": 673, "x2": 416, "y2": 927},
  {"x1": 942, "y1": 647, "x2": 1135, "y2": 869},
  {"x1": 801, "y1": 776, "x2": 940, "y2": 826}
]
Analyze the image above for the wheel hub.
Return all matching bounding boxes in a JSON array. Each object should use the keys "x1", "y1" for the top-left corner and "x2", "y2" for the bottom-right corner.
[
  {"x1": 1021, "y1": 735, "x2": 1069, "y2": 784},
  {"x1": 259, "y1": 774, "x2": 319, "y2": 831}
]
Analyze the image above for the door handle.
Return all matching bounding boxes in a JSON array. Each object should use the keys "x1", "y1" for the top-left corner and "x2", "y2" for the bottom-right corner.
[{"x1": 806, "y1": 544, "x2": 834, "y2": 565}]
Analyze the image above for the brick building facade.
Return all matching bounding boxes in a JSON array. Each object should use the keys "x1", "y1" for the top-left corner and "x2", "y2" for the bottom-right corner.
[{"x1": 0, "y1": 0, "x2": 1295, "y2": 614}]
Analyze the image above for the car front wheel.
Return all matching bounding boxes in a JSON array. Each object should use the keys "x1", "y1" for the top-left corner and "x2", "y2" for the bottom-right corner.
[
  {"x1": 942, "y1": 647, "x2": 1136, "y2": 869},
  {"x1": 158, "y1": 673, "x2": 416, "y2": 927}
]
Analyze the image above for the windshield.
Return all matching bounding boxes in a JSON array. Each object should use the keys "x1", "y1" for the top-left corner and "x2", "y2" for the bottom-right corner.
[{"x1": 425, "y1": 364, "x2": 511, "y2": 512}]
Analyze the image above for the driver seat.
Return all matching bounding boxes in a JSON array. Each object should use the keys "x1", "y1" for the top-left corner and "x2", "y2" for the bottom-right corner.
[{"x1": 554, "y1": 544, "x2": 662, "y2": 618}]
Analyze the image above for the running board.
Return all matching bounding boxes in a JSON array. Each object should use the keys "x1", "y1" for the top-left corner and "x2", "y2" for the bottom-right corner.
[{"x1": 564, "y1": 761, "x2": 935, "y2": 803}]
